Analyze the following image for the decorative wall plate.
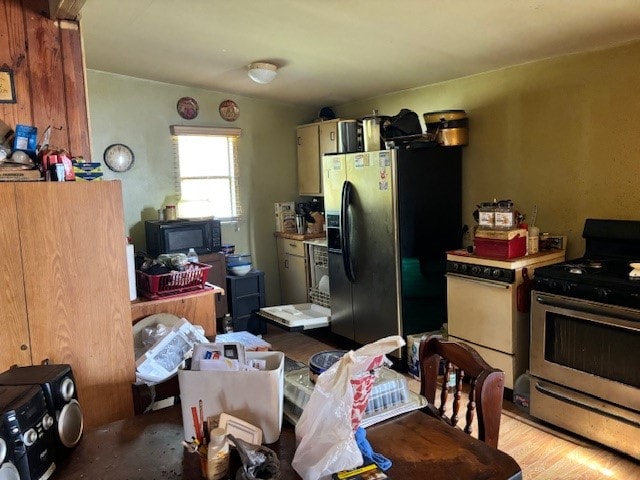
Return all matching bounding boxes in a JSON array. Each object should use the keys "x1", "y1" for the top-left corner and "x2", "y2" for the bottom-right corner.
[
  {"x1": 177, "y1": 96, "x2": 199, "y2": 120},
  {"x1": 103, "y1": 143, "x2": 134, "y2": 172},
  {"x1": 219, "y1": 99, "x2": 239, "y2": 121}
]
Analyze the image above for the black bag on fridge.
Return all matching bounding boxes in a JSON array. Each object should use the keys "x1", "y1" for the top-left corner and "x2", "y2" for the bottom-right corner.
[{"x1": 383, "y1": 109, "x2": 422, "y2": 138}]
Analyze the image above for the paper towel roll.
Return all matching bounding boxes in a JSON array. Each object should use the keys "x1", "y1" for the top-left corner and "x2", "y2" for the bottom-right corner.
[{"x1": 126, "y1": 244, "x2": 137, "y2": 300}]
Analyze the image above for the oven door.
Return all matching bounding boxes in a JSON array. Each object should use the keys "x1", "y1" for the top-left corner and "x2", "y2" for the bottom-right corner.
[
  {"x1": 446, "y1": 273, "x2": 515, "y2": 354},
  {"x1": 530, "y1": 291, "x2": 640, "y2": 412}
]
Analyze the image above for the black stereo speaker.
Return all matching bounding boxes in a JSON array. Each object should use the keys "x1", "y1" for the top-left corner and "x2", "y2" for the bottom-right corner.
[
  {"x1": 0, "y1": 384, "x2": 56, "y2": 480},
  {"x1": 0, "y1": 365, "x2": 83, "y2": 463}
]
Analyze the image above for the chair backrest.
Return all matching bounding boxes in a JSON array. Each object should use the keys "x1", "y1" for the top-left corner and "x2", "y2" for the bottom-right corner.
[{"x1": 418, "y1": 335, "x2": 505, "y2": 448}]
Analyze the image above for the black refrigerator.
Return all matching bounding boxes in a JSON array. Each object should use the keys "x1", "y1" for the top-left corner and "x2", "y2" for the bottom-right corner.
[{"x1": 323, "y1": 144, "x2": 462, "y2": 357}]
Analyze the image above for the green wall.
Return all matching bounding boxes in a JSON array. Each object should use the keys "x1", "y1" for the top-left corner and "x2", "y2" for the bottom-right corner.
[
  {"x1": 86, "y1": 71, "x2": 315, "y2": 305},
  {"x1": 335, "y1": 40, "x2": 640, "y2": 259}
]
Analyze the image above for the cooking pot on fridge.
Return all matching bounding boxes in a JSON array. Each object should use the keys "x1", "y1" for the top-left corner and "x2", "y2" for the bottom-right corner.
[
  {"x1": 362, "y1": 110, "x2": 390, "y2": 152},
  {"x1": 423, "y1": 110, "x2": 468, "y2": 146},
  {"x1": 337, "y1": 120, "x2": 358, "y2": 153}
]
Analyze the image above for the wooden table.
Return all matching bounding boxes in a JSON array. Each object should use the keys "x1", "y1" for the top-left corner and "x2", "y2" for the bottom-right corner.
[{"x1": 55, "y1": 406, "x2": 522, "y2": 479}]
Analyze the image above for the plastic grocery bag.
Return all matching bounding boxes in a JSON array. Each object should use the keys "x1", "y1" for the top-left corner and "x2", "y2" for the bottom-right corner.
[{"x1": 292, "y1": 335, "x2": 405, "y2": 480}]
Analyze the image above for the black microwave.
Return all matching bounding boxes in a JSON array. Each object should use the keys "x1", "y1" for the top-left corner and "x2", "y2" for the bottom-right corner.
[{"x1": 144, "y1": 219, "x2": 221, "y2": 258}]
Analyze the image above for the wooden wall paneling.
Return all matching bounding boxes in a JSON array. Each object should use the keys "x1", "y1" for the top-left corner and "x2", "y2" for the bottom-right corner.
[
  {"x1": 0, "y1": 0, "x2": 33, "y2": 127},
  {"x1": 0, "y1": 184, "x2": 32, "y2": 371},
  {"x1": 59, "y1": 19, "x2": 90, "y2": 159},
  {"x1": 24, "y1": 1, "x2": 70, "y2": 151},
  {"x1": 15, "y1": 181, "x2": 135, "y2": 428}
]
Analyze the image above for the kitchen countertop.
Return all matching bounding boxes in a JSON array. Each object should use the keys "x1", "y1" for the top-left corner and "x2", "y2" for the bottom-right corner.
[
  {"x1": 303, "y1": 236, "x2": 327, "y2": 247},
  {"x1": 274, "y1": 231, "x2": 326, "y2": 241},
  {"x1": 446, "y1": 248, "x2": 565, "y2": 268}
]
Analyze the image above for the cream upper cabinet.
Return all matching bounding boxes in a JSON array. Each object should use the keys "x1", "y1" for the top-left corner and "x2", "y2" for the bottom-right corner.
[
  {"x1": 276, "y1": 237, "x2": 309, "y2": 305},
  {"x1": 296, "y1": 119, "x2": 339, "y2": 196}
]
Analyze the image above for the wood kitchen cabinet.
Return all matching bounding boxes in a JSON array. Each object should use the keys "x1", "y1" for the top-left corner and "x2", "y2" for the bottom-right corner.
[
  {"x1": 276, "y1": 236, "x2": 309, "y2": 304},
  {"x1": 198, "y1": 252, "x2": 228, "y2": 319},
  {"x1": 0, "y1": 182, "x2": 135, "y2": 429},
  {"x1": 296, "y1": 119, "x2": 339, "y2": 196},
  {"x1": 131, "y1": 287, "x2": 223, "y2": 337}
]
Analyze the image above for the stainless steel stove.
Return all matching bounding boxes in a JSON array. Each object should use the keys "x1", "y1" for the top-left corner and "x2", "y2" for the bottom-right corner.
[{"x1": 529, "y1": 218, "x2": 640, "y2": 460}]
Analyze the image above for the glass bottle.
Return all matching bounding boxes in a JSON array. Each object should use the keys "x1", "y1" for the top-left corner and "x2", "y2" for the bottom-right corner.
[
  {"x1": 494, "y1": 201, "x2": 515, "y2": 229},
  {"x1": 206, "y1": 428, "x2": 229, "y2": 480},
  {"x1": 478, "y1": 202, "x2": 496, "y2": 230},
  {"x1": 187, "y1": 248, "x2": 199, "y2": 263},
  {"x1": 223, "y1": 314, "x2": 233, "y2": 333}
]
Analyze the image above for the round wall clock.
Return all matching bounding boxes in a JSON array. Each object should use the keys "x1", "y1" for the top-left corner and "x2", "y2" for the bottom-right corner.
[
  {"x1": 177, "y1": 96, "x2": 199, "y2": 120},
  {"x1": 219, "y1": 99, "x2": 240, "y2": 121},
  {"x1": 103, "y1": 143, "x2": 134, "y2": 172}
]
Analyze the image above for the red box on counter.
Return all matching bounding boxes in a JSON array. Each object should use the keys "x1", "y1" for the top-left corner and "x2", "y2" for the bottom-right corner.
[{"x1": 474, "y1": 228, "x2": 527, "y2": 259}]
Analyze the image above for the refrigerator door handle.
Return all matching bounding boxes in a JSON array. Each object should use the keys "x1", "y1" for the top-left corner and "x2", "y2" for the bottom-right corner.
[{"x1": 341, "y1": 180, "x2": 356, "y2": 283}]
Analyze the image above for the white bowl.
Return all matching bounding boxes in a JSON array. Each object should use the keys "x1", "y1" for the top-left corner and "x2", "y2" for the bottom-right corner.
[{"x1": 229, "y1": 264, "x2": 252, "y2": 276}]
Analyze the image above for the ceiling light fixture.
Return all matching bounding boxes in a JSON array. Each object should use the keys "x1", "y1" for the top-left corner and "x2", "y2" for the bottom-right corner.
[{"x1": 248, "y1": 62, "x2": 278, "y2": 84}]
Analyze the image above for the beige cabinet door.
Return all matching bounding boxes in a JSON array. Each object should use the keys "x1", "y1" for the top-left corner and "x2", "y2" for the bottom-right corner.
[
  {"x1": 15, "y1": 181, "x2": 135, "y2": 428},
  {"x1": 0, "y1": 184, "x2": 31, "y2": 370},
  {"x1": 319, "y1": 120, "x2": 339, "y2": 157},
  {"x1": 276, "y1": 237, "x2": 309, "y2": 304},
  {"x1": 297, "y1": 123, "x2": 320, "y2": 196}
]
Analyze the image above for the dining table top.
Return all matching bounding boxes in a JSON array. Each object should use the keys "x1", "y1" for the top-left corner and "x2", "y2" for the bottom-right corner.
[{"x1": 55, "y1": 405, "x2": 522, "y2": 479}]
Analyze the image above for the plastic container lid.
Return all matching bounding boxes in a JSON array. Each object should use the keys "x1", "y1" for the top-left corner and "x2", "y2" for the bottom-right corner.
[
  {"x1": 284, "y1": 367, "x2": 411, "y2": 423},
  {"x1": 308, "y1": 350, "x2": 347, "y2": 379}
]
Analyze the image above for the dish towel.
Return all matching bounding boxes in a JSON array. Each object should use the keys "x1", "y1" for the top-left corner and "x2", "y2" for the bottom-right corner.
[{"x1": 355, "y1": 427, "x2": 392, "y2": 471}]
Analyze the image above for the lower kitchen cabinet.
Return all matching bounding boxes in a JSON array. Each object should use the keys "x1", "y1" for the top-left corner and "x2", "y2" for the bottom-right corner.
[
  {"x1": 198, "y1": 252, "x2": 228, "y2": 319},
  {"x1": 131, "y1": 287, "x2": 222, "y2": 337},
  {"x1": 226, "y1": 270, "x2": 266, "y2": 334},
  {"x1": 276, "y1": 236, "x2": 309, "y2": 305}
]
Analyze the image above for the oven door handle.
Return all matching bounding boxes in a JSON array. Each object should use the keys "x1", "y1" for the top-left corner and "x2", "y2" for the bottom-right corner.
[
  {"x1": 446, "y1": 273, "x2": 511, "y2": 289},
  {"x1": 534, "y1": 293, "x2": 640, "y2": 326}
]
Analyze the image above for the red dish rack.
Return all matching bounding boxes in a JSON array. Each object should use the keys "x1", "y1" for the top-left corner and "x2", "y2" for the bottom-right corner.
[{"x1": 136, "y1": 262, "x2": 212, "y2": 299}]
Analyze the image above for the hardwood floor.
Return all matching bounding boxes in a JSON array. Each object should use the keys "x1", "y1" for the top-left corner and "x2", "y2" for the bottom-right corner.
[{"x1": 263, "y1": 325, "x2": 640, "y2": 480}]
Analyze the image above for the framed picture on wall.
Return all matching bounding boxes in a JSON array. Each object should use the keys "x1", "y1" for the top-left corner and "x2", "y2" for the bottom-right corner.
[{"x1": 0, "y1": 68, "x2": 16, "y2": 103}]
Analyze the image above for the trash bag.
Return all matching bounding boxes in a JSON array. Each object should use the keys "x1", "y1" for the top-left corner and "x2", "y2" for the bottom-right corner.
[{"x1": 292, "y1": 335, "x2": 405, "y2": 480}]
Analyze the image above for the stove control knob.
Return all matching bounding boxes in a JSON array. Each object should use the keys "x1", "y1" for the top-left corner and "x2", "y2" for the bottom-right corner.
[
  {"x1": 471, "y1": 266, "x2": 481, "y2": 275},
  {"x1": 460, "y1": 264, "x2": 468, "y2": 273},
  {"x1": 482, "y1": 267, "x2": 492, "y2": 277},
  {"x1": 491, "y1": 269, "x2": 501, "y2": 278},
  {"x1": 451, "y1": 263, "x2": 459, "y2": 271},
  {"x1": 596, "y1": 288, "x2": 610, "y2": 299}
]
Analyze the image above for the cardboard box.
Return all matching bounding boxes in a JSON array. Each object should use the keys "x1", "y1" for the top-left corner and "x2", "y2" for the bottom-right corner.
[
  {"x1": 0, "y1": 169, "x2": 42, "y2": 181},
  {"x1": 474, "y1": 228, "x2": 527, "y2": 259},
  {"x1": 274, "y1": 202, "x2": 296, "y2": 233},
  {"x1": 73, "y1": 162, "x2": 103, "y2": 174},
  {"x1": 74, "y1": 171, "x2": 104, "y2": 181},
  {"x1": 178, "y1": 351, "x2": 284, "y2": 443},
  {"x1": 407, "y1": 331, "x2": 441, "y2": 380}
]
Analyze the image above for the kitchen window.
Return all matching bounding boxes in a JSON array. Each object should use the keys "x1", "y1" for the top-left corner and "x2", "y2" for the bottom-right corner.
[{"x1": 170, "y1": 125, "x2": 242, "y2": 221}]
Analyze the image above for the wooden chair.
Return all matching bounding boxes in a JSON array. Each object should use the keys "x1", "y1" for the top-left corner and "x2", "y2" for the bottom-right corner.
[{"x1": 418, "y1": 335, "x2": 505, "y2": 448}]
